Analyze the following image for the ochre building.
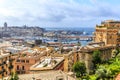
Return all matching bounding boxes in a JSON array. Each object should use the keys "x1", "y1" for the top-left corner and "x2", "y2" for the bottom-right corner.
[
  {"x1": 0, "y1": 50, "x2": 14, "y2": 78},
  {"x1": 94, "y1": 20, "x2": 120, "y2": 46}
]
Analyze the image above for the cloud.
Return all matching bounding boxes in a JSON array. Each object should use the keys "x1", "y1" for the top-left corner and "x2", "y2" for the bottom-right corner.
[{"x1": 0, "y1": 0, "x2": 120, "y2": 27}]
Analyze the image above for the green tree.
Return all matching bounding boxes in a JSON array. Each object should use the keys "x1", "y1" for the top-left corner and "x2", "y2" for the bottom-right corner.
[
  {"x1": 14, "y1": 73, "x2": 19, "y2": 80},
  {"x1": 116, "y1": 53, "x2": 120, "y2": 59},
  {"x1": 10, "y1": 72, "x2": 14, "y2": 80},
  {"x1": 72, "y1": 62, "x2": 86, "y2": 78},
  {"x1": 96, "y1": 66, "x2": 107, "y2": 80},
  {"x1": 10, "y1": 72, "x2": 19, "y2": 80},
  {"x1": 92, "y1": 50, "x2": 101, "y2": 69},
  {"x1": 116, "y1": 48, "x2": 120, "y2": 55}
]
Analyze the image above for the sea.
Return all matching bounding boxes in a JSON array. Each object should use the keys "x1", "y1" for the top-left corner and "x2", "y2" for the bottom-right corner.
[{"x1": 45, "y1": 27, "x2": 95, "y2": 46}]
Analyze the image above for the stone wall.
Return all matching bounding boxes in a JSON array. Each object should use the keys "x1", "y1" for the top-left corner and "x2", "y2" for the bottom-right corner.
[{"x1": 76, "y1": 45, "x2": 114, "y2": 73}]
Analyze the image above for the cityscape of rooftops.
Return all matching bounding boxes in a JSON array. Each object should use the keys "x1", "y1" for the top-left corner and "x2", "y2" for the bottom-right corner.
[{"x1": 0, "y1": 0, "x2": 120, "y2": 80}]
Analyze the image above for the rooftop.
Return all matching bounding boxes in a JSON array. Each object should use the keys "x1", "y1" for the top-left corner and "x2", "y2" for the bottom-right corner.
[
  {"x1": 96, "y1": 20, "x2": 120, "y2": 28},
  {"x1": 79, "y1": 42, "x2": 115, "y2": 53},
  {"x1": 3, "y1": 70, "x2": 75, "y2": 80},
  {"x1": 18, "y1": 47, "x2": 52, "y2": 57},
  {"x1": 0, "y1": 49, "x2": 10, "y2": 59},
  {"x1": 30, "y1": 57, "x2": 64, "y2": 71}
]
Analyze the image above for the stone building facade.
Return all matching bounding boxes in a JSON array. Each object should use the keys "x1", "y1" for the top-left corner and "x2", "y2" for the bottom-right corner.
[
  {"x1": 73, "y1": 42, "x2": 115, "y2": 73},
  {"x1": 94, "y1": 20, "x2": 120, "y2": 46},
  {"x1": 63, "y1": 51, "x2": 75, "y2": 72}
]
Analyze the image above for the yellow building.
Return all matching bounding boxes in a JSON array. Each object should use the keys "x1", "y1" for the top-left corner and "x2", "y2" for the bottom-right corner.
[
  {"x1": 94, "y1": 20, "x2": 120, "y2": 46},
  {"x1": 63, "y1": 51, "x2": 75, "y2": 72},
  {"x1": 0, "y1": 50, "x2": 13, "y2": 78}
]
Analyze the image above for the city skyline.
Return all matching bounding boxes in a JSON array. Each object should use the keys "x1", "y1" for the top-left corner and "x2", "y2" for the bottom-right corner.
[{"x1": 0, "y1": 0, "x2": 120, "y2": 28}]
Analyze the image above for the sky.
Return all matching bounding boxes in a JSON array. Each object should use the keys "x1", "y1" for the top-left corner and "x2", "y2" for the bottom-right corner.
[{"x1": 0, "y1": 0, "x2": 120, "y2": 28}]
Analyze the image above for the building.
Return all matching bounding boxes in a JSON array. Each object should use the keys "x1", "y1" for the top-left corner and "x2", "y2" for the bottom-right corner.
[
  {"x1": 73, "y1": 42, "x2": 115, "y2": 73},
  {"x1": 4, "y1": 22, "x2": 7, "y2": 31},
  {"x1": 0, "y1": 22, "x2": 45, "y2": 37},
  {"x1": 48, "y1": 50, "x2": 76, "y2": 72},
  {"x1": 94, "y1": 20, "x2": 120, "y2": 46},
  {"x1": 5, "y1": 46, "x2": 28, "y2": 54},
  {"x1": 30, "y1": 57, "x2": 64, "y2": 72},
  {"x1": 0, "y1": 49, "x2": 13, "y2": 78},
  {"x1": 4, "y1": 70, "x2": 75, "y2": 80},
  {"x1": 63, "y1": 51, "x2": 75, "y2": 72},
  {"x1": 13, "y1": 47, "x2": 53, "y2": 74},
  {"x1": 0, "y1": 41, "x2": 12, "y2": 48}
]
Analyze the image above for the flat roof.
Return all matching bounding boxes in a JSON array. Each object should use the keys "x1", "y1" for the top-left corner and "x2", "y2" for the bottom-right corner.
[
  {"x1": 36, "y1": 58, "x2": 62, "y2": 68},
  {"x1": 30, "y1": 57, "x2": 64, "y2": 71},
  {"x1": 0, "y1": 53, "x2": 10, "y2": 59}
]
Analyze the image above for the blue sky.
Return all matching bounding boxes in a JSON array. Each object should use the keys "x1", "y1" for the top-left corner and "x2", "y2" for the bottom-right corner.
[{"x1": 0, "y1": 0, "x2": 120, "y2": 28}]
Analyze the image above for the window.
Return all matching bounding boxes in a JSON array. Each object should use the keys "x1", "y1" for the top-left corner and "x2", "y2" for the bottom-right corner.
[
  {"x1": 109, "y1": 35, "x2": 112, "y2": 39},
  {"x1": 21, "y1": 60, "x2": 25, "y2": 63},
  {"x1": 22, "y1": 66, "x2": 25, "y2": 70},
  {"x1": 26, "y1": 60, "x2": 29, "y2": 63},
  {"x1": 16, "y1": 59, "x2": 20, "y2": 62},
  {"x1": 3, "y1": 61, "x2": 6, "y2": 64},
  {"x1": 2, "y1": 66, "x2": 4, "y2": 69},
  {"x1": 17, "y1": 65, "x2": 19, "y2": 70}
]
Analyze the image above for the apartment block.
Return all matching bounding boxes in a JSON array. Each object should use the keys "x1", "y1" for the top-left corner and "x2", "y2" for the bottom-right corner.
[{"x1": 0, "y1": 50, "x2": 13, "y2": 78}]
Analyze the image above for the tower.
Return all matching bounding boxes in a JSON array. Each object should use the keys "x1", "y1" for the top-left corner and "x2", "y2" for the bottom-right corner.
[
  {"x1": 94, "y1": 20, "x2": 120, "y2": 46},
  {"x1": 4, "y1": 22, "x2": 7, "y2": 31}
]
